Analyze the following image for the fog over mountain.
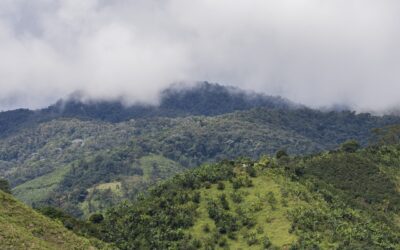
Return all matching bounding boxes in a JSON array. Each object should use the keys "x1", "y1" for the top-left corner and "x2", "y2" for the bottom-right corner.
[{"x1": 0, "y1": 0, "x2": 400, "y2": 111}]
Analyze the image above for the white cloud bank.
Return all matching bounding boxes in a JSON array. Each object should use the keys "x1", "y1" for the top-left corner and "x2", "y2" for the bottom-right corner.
[{"x1": 0, "y1": 0, "x2": 399, "y2": 111}]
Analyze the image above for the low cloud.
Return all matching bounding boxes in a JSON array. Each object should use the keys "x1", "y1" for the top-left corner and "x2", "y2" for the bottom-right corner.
[{"x1": 0, "y1": 0, "x2": 399, "y2": 111}]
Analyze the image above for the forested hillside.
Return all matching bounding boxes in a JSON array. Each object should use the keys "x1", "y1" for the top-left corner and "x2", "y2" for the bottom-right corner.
[
  {"x1": 0, "y1": 84, "x2": 400, "y2": 216},
  {"x1": 95, "y1": 142, "x2": 400, "y2": 249},
  {"x1": 1, "y1": 106, "x2": 399, "y2": 217}
]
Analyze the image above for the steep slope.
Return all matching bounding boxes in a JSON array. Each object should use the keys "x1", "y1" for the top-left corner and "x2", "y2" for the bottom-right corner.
[
  {"x1": 100, "y1": 145, "x2": 400, "y2": 249},
  {"x1": 0, "y1": 190, "x2": 106, "y2": 250}
]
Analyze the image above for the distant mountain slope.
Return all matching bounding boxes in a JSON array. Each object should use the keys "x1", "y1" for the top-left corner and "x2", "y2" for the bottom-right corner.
[
  {"x1": 0, "y1": 82, "x2": 294, "y2": 138},
  {"x1": 1, "y1": 107, "x2": 400, "y2": 217},
  {"x1": 46, "y1": 82, "x2": 295, "y2": 120},
  {"x1": 98, "y1": 144, "x2": 400, "y2": 249},
  {"x1": 0, "y1": 190, "x2": 106, "y2": 250},
  {"x1": 0, "y1": 114, "x2": 320, "y2": 216},
  {"x1": 228, "y1": 107, "x2": 400, "y2": 147}
]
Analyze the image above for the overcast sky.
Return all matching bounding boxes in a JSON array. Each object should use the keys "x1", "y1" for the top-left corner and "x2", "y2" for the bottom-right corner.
[{"x1": 0, "y1": 0, "x2": 399, "y2": 111}]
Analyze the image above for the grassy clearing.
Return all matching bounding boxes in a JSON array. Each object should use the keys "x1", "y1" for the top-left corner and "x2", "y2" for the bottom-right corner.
[
  {"x1": 87, "y1": 182, "x2": 123, "y2": 196},
  {"x1": 139, "y1": 154, "x2": 184, "y2": 180},
  {"x1": 13, "y1": 165, "x2": 71, "y2": 205},
  {"x1": 80, "y1": 181, "x2": 124, "y2": 217}
]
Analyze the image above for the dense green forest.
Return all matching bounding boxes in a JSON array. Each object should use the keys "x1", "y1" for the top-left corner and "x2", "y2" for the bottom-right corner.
[{"x1": 1, "y1": 106, "x2": 400, "y2": 216}]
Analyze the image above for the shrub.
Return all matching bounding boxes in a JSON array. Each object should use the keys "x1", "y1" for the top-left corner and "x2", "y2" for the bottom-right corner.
[
  {"x1": 89, "y1": 213, "x2": 104, "y2": 224},
  {"x1": 231, "y1": 175, "x2": 253, "y2": 189},
  {"x1": 217, "y1": 182, "x2": 225, "y2": 190},
  {"x1": 0, "y1": 179, "x2": 11, "y2": 194},
  {"x1": 262, "y1": 236, "x2": 272, "y2": 248},
  {"x1": 204, "y1": 181, "x2": 212, "y2": 189},
  {"x1": 230, "y1": 192, "x2": 243, "y2": 203},
  {"x1": 202, "y1": 224, "x2": 210, "y2": 233},
  {"x1": 192, "y1": 192, "x2": 201, "y2": 203},
  {"x1": 218, "y1": 237, "x2": 227, "y2": 247},
  {"x1": 246, "y1": 165, "x2": 257, "y2": 177},
  {"x1": 228, "y1": 231, "x2": 237, "y2": 240},
  {"x1": 340, "y1": 140, "x2": 360, "y2": 153},
  {"x1": 266, "y1": 192, "x2": 277, "y2": 210},
  {"x1": 219, "y1": 194, "x2": 230, "y2": 210},
  {"x1": 191, "y1": 239, "x2": 202, "y2": 248},
  {"x1": 276, "y1": 149, "x2": 288, "y2": 159},
  {"x1": 242, "y1": 215, "x2": 256, "y2": 228},
  {"x1": 245, "y1": 232, "x2": 259, "y2": 246}
]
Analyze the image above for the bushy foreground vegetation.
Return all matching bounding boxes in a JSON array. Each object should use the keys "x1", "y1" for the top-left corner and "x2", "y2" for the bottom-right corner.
[{"x1": 72, "y1": 143, "x2": 400, "y2": 249}]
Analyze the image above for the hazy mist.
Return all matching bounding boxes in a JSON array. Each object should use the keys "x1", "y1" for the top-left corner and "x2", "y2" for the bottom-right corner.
[{"x1": 0, "y1": 0, "x2": 399, "y2": 111}]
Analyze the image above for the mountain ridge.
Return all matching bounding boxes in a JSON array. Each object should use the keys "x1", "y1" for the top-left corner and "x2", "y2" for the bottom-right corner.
[{"x1": 0, "y1": 82, "x2": 295, "y2": 138}]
